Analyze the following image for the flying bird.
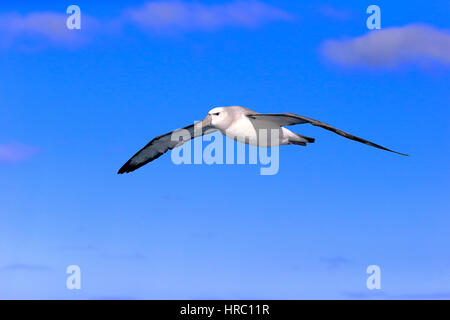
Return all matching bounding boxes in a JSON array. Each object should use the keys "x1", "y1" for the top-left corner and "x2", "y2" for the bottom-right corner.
[{"x1": 118, "y1": 106, "x2": 407, "y2": 174}]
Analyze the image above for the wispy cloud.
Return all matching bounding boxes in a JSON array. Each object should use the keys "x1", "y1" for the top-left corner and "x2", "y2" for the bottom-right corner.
[
  {"x1": 0, "y1": 143, "x2": 39, "y2": 164},
  {"x1": 321, "y1": 24, "x2": 450, "y2": 69},
  {"x1": 124, "y1": 1, "x2": 293, "y2": 33},
  {"x1": 0, "y1": 1, "x2": 292, "y2": 50},
  {"x1": 317, "y1": 5, "x2": 352, "y2": 21},
  {"x1": 0, "y1": 12, "x2": 92, "y2": 50}
]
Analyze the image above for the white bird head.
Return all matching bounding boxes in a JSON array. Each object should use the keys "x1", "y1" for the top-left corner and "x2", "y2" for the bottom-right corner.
[{"x1": 207, "y1": 106, "x2": 233, "y2": 130}]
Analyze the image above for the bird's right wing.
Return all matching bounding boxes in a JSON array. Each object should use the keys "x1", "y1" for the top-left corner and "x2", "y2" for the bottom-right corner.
[
  {"x1": 118, "y1": 123, "x2": 217, "y2": 174},
  {"x1": 248, "y1": 112, "x2": 408, "y2": 156}
]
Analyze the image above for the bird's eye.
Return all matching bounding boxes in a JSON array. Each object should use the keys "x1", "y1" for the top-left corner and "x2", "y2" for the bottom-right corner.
[{"x1": 213, "y1": 112, "x2": 220, "y2": 116}]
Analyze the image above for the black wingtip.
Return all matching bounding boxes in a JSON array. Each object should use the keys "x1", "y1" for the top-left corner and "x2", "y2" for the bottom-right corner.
[
  {"x1": 117, "y1": 162, "x2": 133, "y2": 174},
  {"x1": 391, "y1": 150, "x2": 409, "y2": 157}
]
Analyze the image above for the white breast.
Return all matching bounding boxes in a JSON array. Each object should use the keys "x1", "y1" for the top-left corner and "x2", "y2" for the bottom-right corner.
[{"x1": 223, "y1": 114, "x2": 285, "y2": 147}]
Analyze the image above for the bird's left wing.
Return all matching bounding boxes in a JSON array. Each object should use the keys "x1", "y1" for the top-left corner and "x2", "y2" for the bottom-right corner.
[
  {"x1": 248, "y1": 113, "x2": 408, "y2": 156},
  {"x1": 118, "y1": 123, "x2": 217, "y2": 174}
]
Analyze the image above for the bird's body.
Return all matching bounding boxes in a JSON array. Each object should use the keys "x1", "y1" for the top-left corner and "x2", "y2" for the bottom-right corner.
[
  {"x1": 118, "y1": 106, "x2": 407, "y2": 174},
  {"x1": 206, "y1": 106, "x2": 305, "y2": 147}
]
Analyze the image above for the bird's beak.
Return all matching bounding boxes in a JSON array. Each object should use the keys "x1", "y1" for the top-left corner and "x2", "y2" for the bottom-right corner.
[
  {"x1": 194, "y1": 114, "x2": 212, "y2": 132},
  {"x1": 199, "y1": 114, "x2": 212, "y2": 128}
]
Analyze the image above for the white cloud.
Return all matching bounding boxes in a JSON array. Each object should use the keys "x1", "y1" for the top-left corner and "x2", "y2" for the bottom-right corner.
[
  {"x1": 321, "y1": 24, "x2": 450, "y2": 68},
  {"x1": 124, "y1": 1, "x2": 293, "y2": 32},
  {"x1": 0, "y1": 12, "x2": 91, "y2": 49}
]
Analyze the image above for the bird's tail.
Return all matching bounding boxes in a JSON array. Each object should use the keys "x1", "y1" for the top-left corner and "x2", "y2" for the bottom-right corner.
[
  {"x1": 288, "y1": 132, "x2": 315, "y2": 146},
  {"x1": 295, "y1": 134, "x2": 315, "y2": 143}
]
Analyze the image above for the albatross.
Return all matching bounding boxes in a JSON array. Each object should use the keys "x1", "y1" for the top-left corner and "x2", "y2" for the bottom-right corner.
[{"x1": 118, "y1": 106, "x2": 407, "y2": 174}]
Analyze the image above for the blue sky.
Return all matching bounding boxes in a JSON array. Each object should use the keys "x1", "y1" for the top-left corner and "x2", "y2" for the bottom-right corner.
[{"x1": 0, "y1": 0, "x2": 449, "y2": 299}]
